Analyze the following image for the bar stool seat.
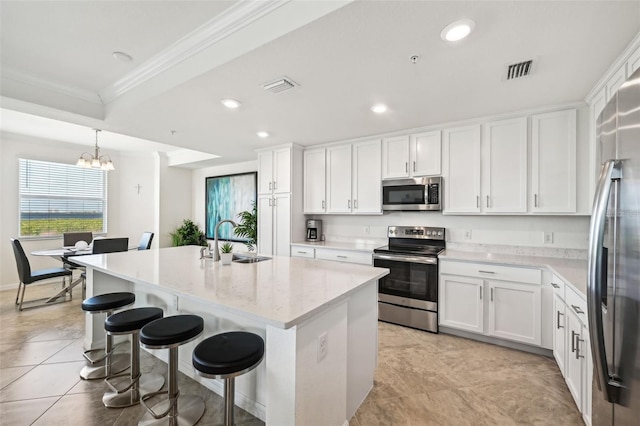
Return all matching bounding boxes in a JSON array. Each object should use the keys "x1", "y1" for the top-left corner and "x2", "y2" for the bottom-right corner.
[
  {"x1": 193, "y1": 332, "x2": 265, "y2": 426},
  {"x1": 80, "y1": 292, "x2": 135, "y2": 380},
  {"x1": 102, "y1": 307, "x2": 165, "y2": 408},
  {"x1": 138, "y1": 315, "x2": 205, "y2": 426}
]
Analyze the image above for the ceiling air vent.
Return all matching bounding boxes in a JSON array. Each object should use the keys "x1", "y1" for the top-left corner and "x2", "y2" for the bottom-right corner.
[
  {"x1": 506, "y1": 60, "x2": 533, "y2": 80},
  {"x1": 262, "y1": 77, "x2": 297, "y2": 94}
]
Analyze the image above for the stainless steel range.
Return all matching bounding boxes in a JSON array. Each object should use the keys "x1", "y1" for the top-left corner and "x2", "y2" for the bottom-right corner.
[{"x1": 373, "y1": 226, "x2": 445, "y2": 333}]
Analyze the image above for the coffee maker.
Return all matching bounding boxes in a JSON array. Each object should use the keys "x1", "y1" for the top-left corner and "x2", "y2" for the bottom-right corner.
[{"x1": 305, "y1": 219, "x2": 323, "y2": 242}]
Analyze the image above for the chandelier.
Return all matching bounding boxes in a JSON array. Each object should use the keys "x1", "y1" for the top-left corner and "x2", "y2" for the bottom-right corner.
[{"x1": 76, "y1": 129, "x2": 115, "y2": 170}]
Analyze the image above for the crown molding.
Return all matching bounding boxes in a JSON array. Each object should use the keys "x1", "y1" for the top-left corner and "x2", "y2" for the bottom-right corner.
[
  {"x1": 100, "y1": 0, "x2": 290, "y2": 104},
  {"x1": 2, "y1": 67, "x2": 103, "y2": 105}
]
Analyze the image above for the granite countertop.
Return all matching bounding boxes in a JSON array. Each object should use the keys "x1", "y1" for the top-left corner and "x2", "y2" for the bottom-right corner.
[
  {"x1": 72, "y1": 246, "x2": 389, "y2": 329},
  {"x1": 291, "y1": 240, "x2": 381, "y2": 252},
  {"x1": 439, "y1": 250, "x2": 588, "y2": 298}
]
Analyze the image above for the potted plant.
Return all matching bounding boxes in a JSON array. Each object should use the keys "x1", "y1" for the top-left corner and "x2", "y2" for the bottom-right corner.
[
  {"x1": 234, "y1": 201, "x2": 257, "y2": 251},
  {"x1": 220, "y1": 242, "x2": 234, "y2": 265},
  {"x1": 170, "y1": 219, "x2": 207, "y2": 247}
]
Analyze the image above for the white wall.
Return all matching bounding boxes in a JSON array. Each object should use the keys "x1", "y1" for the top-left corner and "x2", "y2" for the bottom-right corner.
[
  {"x1": 0, "y1": 132, "x2": 123, "y2": 287},
  {"x1": 154, "y1": 152, "x2": 193, "y2": 248}
]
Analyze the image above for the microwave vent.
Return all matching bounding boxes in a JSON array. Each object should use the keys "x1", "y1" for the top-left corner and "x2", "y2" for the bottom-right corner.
[
  {"x1": 506, "y1": 60, "x2": 533, "y2": 80},
  {"x1": 262, "y1": 77, "x2": 297, "y2": 93}
]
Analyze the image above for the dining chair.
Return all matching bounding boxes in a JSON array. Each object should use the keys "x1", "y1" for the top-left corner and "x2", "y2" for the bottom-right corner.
[
  {"x1": 63, "y1": 231, "x2": 93, "y2": 247},
  {"x1": 93, "y1": 238, "x2": 129, "y2": 254},
  {"x1": 137, "y1": 232, "x2": 154, "y2": 250},
  {"x1": 10, "y1": 238, "x2": 73, "y2": 311}
]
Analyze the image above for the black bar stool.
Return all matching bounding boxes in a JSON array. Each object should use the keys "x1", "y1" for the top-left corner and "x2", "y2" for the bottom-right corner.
[
  {"x1": 80, "y1": 292, "x2": 135, "y2": 380},
  {"x1": 192, "y1": 332, "x2": 265, "y2": 426},
  {"x1": 103, "y1": 307, "x2": 165, "y2": 408},
  {"x1": 139, "y1": 314, "x2": 205, "y2": 426}
]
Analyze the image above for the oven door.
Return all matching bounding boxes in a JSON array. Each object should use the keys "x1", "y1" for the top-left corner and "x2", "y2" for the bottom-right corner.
[{"x1": 373, "y1": 253, "x2": 438, "y2": 311}]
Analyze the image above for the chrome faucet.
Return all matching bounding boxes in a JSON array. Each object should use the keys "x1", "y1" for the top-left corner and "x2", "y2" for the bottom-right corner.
[{"x1": 213, "y1": 219, "x2": 237, "y2": 261}]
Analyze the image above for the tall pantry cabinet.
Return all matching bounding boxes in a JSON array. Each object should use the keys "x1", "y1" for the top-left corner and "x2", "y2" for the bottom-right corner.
[{"x1": 256, "y1": 144, "x2": 304, "y2": 257}]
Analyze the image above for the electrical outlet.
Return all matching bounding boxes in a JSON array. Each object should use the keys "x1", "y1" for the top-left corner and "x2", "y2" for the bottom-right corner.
[
  {"x1": 544, "y1": 232, "x2": 554, "y2": 244},
  {"x1": 317, "y1": 332, "x2": 328, "y2": 362},
  {"x1": 364, "y1": 226, "x2": 370, "y2": 235},
  {"x1": 464, "y1": 230, "x2": 472, "y2": 240}
]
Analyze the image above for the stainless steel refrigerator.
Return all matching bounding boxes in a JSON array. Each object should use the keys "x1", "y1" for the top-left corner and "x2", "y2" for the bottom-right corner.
[{"x1": 588, "y1": 66, "x2": 640, "y2": 425}]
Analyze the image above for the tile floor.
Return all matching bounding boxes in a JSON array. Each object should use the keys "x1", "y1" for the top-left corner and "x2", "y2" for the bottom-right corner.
[{"x1": 0, "y1": 282, "x2": 583, "y2": 425}]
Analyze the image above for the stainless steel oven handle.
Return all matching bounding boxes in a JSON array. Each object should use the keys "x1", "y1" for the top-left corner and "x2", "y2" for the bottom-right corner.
[
  {"x1": 588, "y1": 159, "x2": 621, "y2": 403},
  {"x1": 372, "y1": 254, "x2": 437, "y2": 265}
]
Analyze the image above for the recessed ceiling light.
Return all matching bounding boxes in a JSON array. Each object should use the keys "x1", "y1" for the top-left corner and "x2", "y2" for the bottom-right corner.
[
  {"x1": 257, "y1": 131, "x2": 269, "y2": 138},
  {"x1": 371, "y1": 104, "x2": 388, "y2": 114},
  {"x1": 441, "y1": 19, "x2": 475, "y2": 42},
  {"x1": 221, "y1": 99, "x2": 241, "y2": 109},
  {"x1": 112, "y1": 51, "x2": 133, "y2": 62}
]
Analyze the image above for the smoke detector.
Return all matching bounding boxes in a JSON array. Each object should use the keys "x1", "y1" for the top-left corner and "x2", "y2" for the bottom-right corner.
[
  {"x1": 505, "y1": 59, "x2": 534, "y2": 80},
  {"x1": 262, "y1": 77, "x2": 298, "y2": 93}
]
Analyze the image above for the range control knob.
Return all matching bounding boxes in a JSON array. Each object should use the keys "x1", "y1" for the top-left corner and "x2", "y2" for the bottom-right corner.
[
  {"x1": 426, "y1": 231, "x2": 432, "y2": 236},
  {"x1": 437, "y1": 231, "x2": 443, "y2": 236}
]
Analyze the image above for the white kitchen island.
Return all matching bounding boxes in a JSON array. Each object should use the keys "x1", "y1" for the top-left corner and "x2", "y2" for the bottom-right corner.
[{"x1": 72, "y1": 246, "x2": 388, "y2": 426}]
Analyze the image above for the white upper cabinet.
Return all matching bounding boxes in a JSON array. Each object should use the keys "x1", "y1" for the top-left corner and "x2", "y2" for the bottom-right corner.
[
  {"x1": 304, "y1": 140, "x2": 381, "y2": 215},
  {"x1": 381, "y1": 135, "x2": 410, "y2": 179},
  {"x1": 443, "y1": 125, "x2": 481, "y2": 213},
  {"x1": 531, "y1": 109, "x2": 577, "y2": 213},
  {"x1": 303, "y1": 148, "x2": 326, "y2": 213},
  {"x1": 352, "y1": 140, "x2": 382, "y2": 214},
  {"x1": 382, "y1": 132, "x2": 441, "y2": 179},
  {"x1": 258, "y1": 147, "x2": 291, "y2": 194},
  {"x1": 482, "y1": 117, "x2": 527, "y2": 213},
  {"x1": 326, "y1": 144, "x2": 353, "y2": 213}
]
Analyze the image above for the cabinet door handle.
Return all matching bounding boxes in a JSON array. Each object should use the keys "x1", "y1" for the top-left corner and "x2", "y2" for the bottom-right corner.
[
  {"x1": 272, "y1": 197, "x2": 277, "y2": 207},
  {"x1": 269, "y1": 182, "x2": 272, "y2": 191},
  {"x1": 557, "y1": 311, "x2": 564, "y2": 329},
  {"x1": 405, "y1": 162, "x2": 408, "y2": 173},
  {"x1": 322, "y1": 200, "x2": 325, "y2": 209},
  {"x1": 490, "y1": 288, "x2": 494, "y2": 302},
  {"x1": 486, "y1": 195, "x2": 490, "y2": 208},
  {"x1": 354, "y1": 199, "x2": 358, "y2": 209},
  {"x1": 576, "y1": 335, "x2": 585, "y2": 359},
  {"x1": 297, "y1": 251, "x2": 307, "y2": 254},
  {"x1": 476, "y1": 196, "x2": 479, "y2": 208},
  {"x1": 478, "y1": 270, "x2": 495, "y2": 274},
  {"x1": 337, "y1": 255, "x2": 348, "y2": 259},
  {"x1": 273, "y1": 181, "x2": 277, "y2": 190},
  {"x1": 480, "y1": 287, "x2": 483, "y2": 300},
  {"x1": 534, "y1": 193, "x2": 538, "y2": 207},
  {"x1": 571, "y1": 330, "x2": 577, "y2": 353},
  {"x1": 348, "y1": 200, "x2": 351, "y2": 209},
  {"x1": 413, "y1": 161, "x2": 416, "y2": 172},
  {"x1": 551, "y1": 282, "x2": 560, "y2": 289},
  {"x1": 571, "y1": 304, "x2": 585, "y2": 315},
  {"x1": 268, "y1": 198, "x2": 272, "y2": 207}
]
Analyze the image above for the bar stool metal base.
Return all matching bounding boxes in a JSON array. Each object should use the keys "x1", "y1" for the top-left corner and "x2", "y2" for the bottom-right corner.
[
  {"x1": 102, "y1": 373, "x2": 165, "y2": 408},
  {"x1": 80, "y1": 352, "x2": 130, "y2": 380},
  {"x1": 138, "y1": 395, "x2": 205, "y2": 426}
]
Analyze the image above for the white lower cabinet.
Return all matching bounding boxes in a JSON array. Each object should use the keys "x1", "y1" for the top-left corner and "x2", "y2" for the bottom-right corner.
[
  {"x1": 290, "y1": 244, "x2": 372, "y2": 265},
  {"x1": 550, "y1": 274, "x2": 592, "y2": 425},
  {"x1": 439, "y1": 260, "x2": 542, "y2": 346}
]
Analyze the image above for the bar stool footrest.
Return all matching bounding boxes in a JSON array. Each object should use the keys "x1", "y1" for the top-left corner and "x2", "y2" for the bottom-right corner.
[
  {"x1": 102, "y1": 373, "x2": 164, "y2": 409},
  {"x1": 105, "y1": 371, "x2": 140, "y2": 394},
  {"x1": 138, "y1": 394, "x2": 205, "y2": 426},
  {"x1": 80, "y1": 352, "x2": 130, "y2": 380}
]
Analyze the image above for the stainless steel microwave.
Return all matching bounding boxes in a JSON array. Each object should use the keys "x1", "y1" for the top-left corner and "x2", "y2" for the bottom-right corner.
[{"x1": 382, "y1": 177, "x2": 442, "y2": 211}]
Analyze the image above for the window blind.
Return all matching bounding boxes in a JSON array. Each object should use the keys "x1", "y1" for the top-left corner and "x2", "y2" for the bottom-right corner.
[{"x1": 19, "y1": 158, "x2": 108, "y2": 237}]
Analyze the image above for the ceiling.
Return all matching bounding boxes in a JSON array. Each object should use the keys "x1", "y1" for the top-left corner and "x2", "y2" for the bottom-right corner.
[{"x1": 1, "y1": 1, "x2": 639, "y2": 166}]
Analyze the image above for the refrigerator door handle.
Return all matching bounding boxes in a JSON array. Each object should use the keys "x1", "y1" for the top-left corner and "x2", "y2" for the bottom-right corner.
[{"x1": 587, "y1": 159, "x2": 622, "y2": 403}]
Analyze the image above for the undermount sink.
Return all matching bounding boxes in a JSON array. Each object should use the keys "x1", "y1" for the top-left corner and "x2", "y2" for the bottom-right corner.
[{"x1": 232, "y1": 254, "x2": 271, "y2": 264}]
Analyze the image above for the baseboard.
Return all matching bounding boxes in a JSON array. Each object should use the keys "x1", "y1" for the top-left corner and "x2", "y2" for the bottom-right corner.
[{"x1": 439, "y1": 326, "x2": 553, "y2": 357}]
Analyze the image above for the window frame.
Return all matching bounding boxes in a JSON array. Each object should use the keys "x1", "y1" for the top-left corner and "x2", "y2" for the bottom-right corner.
[{"x1": 18, "y1": 158, "x2": 109, "y2": 238}]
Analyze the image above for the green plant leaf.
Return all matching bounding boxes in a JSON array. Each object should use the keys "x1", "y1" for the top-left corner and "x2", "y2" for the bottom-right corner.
[{"x1": 234, "y1": 201, "x2": 257, "y2": 251}]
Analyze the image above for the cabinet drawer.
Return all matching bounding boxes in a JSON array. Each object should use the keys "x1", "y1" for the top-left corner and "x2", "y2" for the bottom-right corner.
[
  {"x1": 565, "y1": 285, "x2": 588, "y2": 325},
  {"x1": 291, "y1": 246, "x2": 315, "y2": 258},
  {"x1": 439, "y1": 260, "x2": 541, "y2": 284},
  {"x1": 550, "y1": 274, "x2": 566, "y2": 299},
  {"x1": 315, "y1": 248, "x2": 372, "y2": 265}
]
